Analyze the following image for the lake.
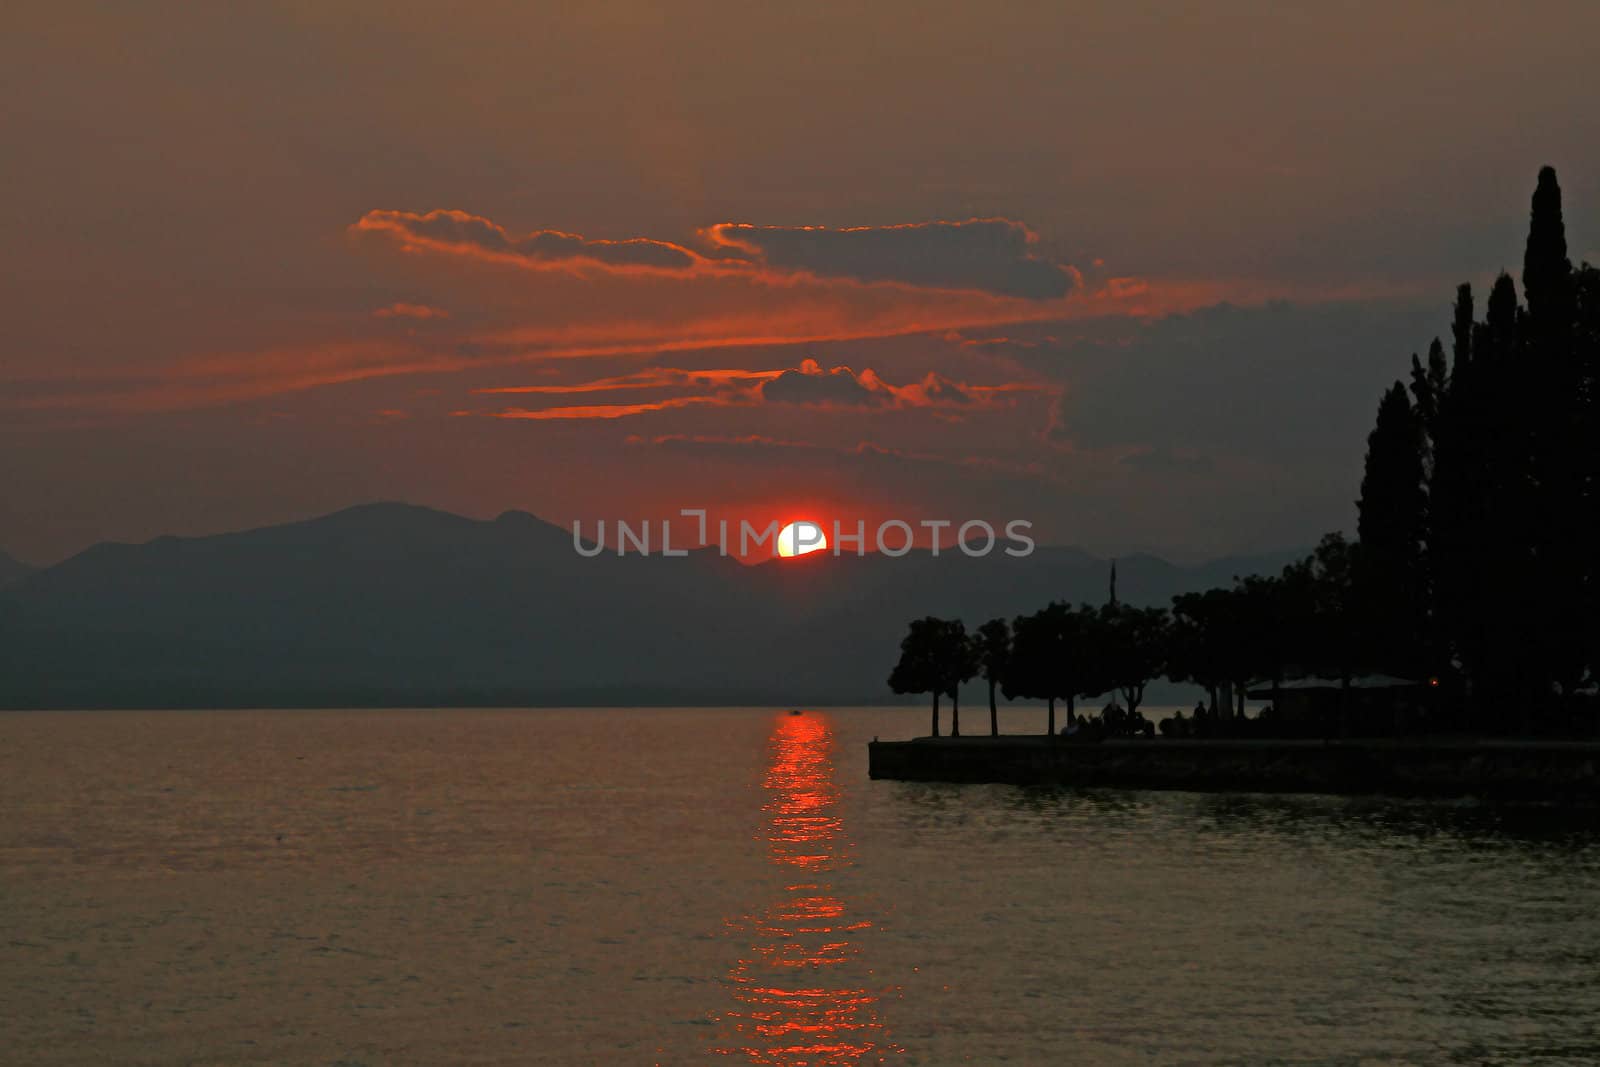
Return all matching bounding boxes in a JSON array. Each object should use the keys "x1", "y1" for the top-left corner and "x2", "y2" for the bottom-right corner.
[{"x1": 2, "y1": 707, "x2": 1598, "y2": 1064}]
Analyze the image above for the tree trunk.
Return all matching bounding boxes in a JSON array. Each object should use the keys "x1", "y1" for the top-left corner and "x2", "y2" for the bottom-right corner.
[
  {"x1": 989, "y1": 680, "x2": 999, "y2": 736},
  {"x1": 1208, "y1": 684, "x2": 1219, "y2": 717},
  {"x1": 1067, "y1": 693, "x2": 1076, "y2": 727},
  {"x1": 930, "y1": 691, "x2": 940, "y2": 737},
  {"x1": 951, "y1": 688, "x2": 961, "y2": 737},
  {"x1": 1047, "y1": 696, "x2": 1056, "y2": 737}
]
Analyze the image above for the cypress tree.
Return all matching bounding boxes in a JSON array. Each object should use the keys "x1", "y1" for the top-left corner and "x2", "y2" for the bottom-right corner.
[
  {"x1": 1521, "y1": 168, "x2": 1585, "y2": 712},
  {"x1": 1524, "y1": 165, "x2": 1574, "y2": 340},
  {"x1": 1451, "y1": 283, "x2": 1474, "y2": 374},
  {"x1": 1577, "y1": 263, "x2": 1600, "y2": 698},
  {"x1": 1356, "y1": 382, "x2": 1428, "y2": 674},
  {"x1": 1431, "y1": 285, "x2": 1481, "y2": 699},
  {"x1": 1376, "y1": 169, "x2": 1594, "y2": 729},
  {"x1": 1408, "y1": 337, "x2": 1448, "y2": 470},
  {"x1": 1485, "y1": 272, "x2": 1520, "y2": 359}
]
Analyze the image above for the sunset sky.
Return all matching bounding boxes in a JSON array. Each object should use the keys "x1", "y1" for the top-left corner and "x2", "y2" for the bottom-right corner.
[{"x1": 5, "y1": 2, "x2": 1599, "y2": 564}]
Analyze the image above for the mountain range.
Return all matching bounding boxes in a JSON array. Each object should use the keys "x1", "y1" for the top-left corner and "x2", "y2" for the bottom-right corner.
[
  {"x1": 0, "y1": 550, "x2": 33, "y2": 589},
  {"x1": 0, "y1": 503, "x2": 1302, "y2": 709}
]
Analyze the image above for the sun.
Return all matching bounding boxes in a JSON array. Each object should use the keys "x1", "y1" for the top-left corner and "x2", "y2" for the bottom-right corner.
[{"x1": 776, "y1": 520, "x2": 828, "y2": 558}]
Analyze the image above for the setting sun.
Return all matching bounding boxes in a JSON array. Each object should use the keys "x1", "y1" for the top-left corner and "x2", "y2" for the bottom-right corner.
[{"x1": 776, "y1": 520, "x2": 828, "y2": 558}]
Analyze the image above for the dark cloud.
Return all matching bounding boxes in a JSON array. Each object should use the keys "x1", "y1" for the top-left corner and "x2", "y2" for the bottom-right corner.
[
  {"x1": 705, "y1": 218, "x2": 1073, "y2": 299},
  {"x1": 1119, "y1": 445, "x2": 1215, "y2": 474},
  {"x1": 461, "y1": 358, "x2": 995, "y2": 420},
  {"x1": 1020, "y1": 300, "x2": 1443, "y2": 463},
  {"x1": 758, "y1": 359, "x2": 983, "y2": 410},
  {"x1": 760, "y1": 361, "x2": 890, "y2": 407},
  {"x1": 917, "y1": 373, "x2": 975, "y2": 406},
  {"x1": 357, "y1": 210, "x2": 1075, "y2": 298}
]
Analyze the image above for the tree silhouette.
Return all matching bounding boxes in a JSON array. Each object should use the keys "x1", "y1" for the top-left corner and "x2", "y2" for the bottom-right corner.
[
  {"x1": 1578, "y1": 259, "x2": 1600, "y2": 700},
  {"x1": 1004, "y1": 604, "x2": 1079, "y2": 736},
  {"x1": 945, "y1": 620, "x2": 978, "y2": 737},
  {"x1": 1093, "y1": 603, "x2": 1169, "y2": 720},
  {"x1": 1523, "y1": 167, "x2": 1588, "y2": 713},
  {"x1": 1408, "y1": 338, "x2": 1448, "y2": 472},
  {"x1": 887, "y1": 617, "x2": 975, "y2": 738},
  {"x1": 1168, "y1": 587, "x2": 1246, "y2": 715},
  {"x1": 888, "y1": 168, "x2": 1600, "y2": 742},
  {"x1": 1408, "y1": 167, "x2": 1600, "y2": 729},
  {"x1": 1524, "y1": 165, "x2": 1574, "y2": 338},
  {"x1": 1065, "y1": 603, "x2": 1113, "y2": 726},
  {"x1": 1428, "y1": 284, "x2": 1483, "y2": 718},
  {"x1": 974, "y1": 618, "x2": 1011, "y2": 736},
  {"x1": 1356, "y1": 382, "x2": 1428, "y2": 675},
  {"x1": 888, "y1": 616, "x2": 947, "y2": 737}
]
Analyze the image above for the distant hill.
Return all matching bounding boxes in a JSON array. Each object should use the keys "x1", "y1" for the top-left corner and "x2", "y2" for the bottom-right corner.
[
  {"x1": 0, "y1": 503, "x2": 1303, "y2": 709},
  {"x1": 0, "y1": 550, "x2": 34, "y2": 588}
]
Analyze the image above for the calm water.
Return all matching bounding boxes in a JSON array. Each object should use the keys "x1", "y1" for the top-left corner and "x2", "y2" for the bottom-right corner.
[{"x1": 2, "y1": 707, "x2": 1598, "y2": 1066}]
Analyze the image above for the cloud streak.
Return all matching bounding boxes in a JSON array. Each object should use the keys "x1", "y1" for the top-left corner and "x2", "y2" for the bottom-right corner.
[
  {"x1": 701, "y1": 218, "x2": 1073, "y2": 298},
  {"x1": 459, "y1": 358, "x2": 1046, "y2": 422},
  {"x1": 475, "y1": 367, "x2": 781, "y2": 396},
  {"x1": 373, "y1": 302, "x2": 450, "y2": 320},
  {"x1": 354, "y1": 210, "x2": 1075, "y2": 299},
  {"x1": 354, "y1": 210, "x2": 698, "y2": 274}
]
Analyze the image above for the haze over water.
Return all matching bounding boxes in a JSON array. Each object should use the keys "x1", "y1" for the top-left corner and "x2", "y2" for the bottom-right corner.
[{"x1": 3, "y1": 707, "x2": 1598, "y2": 1064}]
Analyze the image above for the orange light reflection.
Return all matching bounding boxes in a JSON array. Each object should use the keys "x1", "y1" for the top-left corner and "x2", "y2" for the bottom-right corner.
[{"x1": 714, "y1": 713, "x2": 900, "y2": 1064}]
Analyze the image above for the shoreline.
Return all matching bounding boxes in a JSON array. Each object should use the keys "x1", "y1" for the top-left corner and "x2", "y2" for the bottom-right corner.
[{"x1": 867, "y1": 736, "x2": 1600, "y2": 802}]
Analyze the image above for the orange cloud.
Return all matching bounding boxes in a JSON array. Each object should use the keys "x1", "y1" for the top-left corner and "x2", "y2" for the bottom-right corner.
[
  {"x1": 467, "y1": 396, "x2": 730, "y2": 420},
  {"x1": 474, "y1": 367, "x2": 781, "y2": 396},
  {"x1": 373, "y1": 302, "x2": 450, "y2": 320},
  {"x1": 355, "y1": 210, "x2": 1076, "y2": 299},
  {"x1": 759, "y1": 358, "x2": 1050, "y2": 411},
  {"x1": 458, "y1": 358, "x2": 1046, "y2": 422},
  {"x1": 1100, "y1": 277, "x2": 1150, "y2": 299},
  {"x1": 352, "y1": 209, "x2": 701, "y2": 276},
  {"x1": 8, "y1": 201, "x2": 1362, "y2": 421}
]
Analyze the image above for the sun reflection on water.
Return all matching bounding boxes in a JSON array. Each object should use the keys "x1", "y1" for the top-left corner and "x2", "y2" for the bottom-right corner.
[{"x1": 714, "y1": 713, "x2": 900, "y2": 1065}]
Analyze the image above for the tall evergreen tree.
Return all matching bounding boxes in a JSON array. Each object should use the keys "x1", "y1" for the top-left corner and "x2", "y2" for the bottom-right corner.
[
  {"x1": 1356, "y1": 382, "x2": 1428, "y2": 674},
  {"x1": 1577, "y1": 262, "x2": 1600, "y2": 695},
  {"x1": 1430, "y1": 283, "x2": 1486, "y2": 712},
  {"x1": 1427, "y1": 170, "x2": 1592, "y2": 726},
  {"x1": 1450, "y1": 283, "x2": 1474, "y2": 374},
  {"x1": 1524, "y1": 165, "x2": 1574, "y2": 340},
  {"x1": 1521, "y1": 168, "x2": 1587, "y2": 710},
  {"x1": 1485, "y1": 272, "x2": 1520, "y2": 356},
  {"x1": 1477, "y1": 273, "x2": 1531, "y2": 704},
  {"x1": 1409, "y1": 337, "x2": 1448, "y2": 471}
]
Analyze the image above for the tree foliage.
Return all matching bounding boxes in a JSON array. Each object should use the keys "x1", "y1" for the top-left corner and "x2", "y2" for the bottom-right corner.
[{"x1": 887, "y1": 167, "x2": 1600, "y2": 739}]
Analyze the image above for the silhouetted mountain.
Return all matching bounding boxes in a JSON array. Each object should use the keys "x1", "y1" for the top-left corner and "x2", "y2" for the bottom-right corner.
[
  {"x1": 0, "y1": 503, "x2": 1301, "y2": 708},
  {"x1": 0, "y1": 550, "x2": 32, "y2": 588}
]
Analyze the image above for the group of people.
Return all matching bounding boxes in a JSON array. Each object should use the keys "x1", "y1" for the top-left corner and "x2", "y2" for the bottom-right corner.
[
  {"x1": 1057, "y1": 701, "x2": 1156, "y2": 739},
  {"x1": 1054, "y1": 699, "x2": 1278, "y2": 740}
]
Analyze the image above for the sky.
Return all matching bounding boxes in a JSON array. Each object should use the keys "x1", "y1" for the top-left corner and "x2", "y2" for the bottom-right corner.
[{"x1": 4, "y1": 1, "x2": 1599, "y2": 565}]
